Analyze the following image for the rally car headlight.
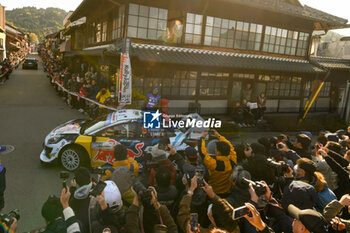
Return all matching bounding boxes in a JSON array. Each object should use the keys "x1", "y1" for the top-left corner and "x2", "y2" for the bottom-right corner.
[{"x1": 48, "y1": 136, "x2": 64, "y2": 144}]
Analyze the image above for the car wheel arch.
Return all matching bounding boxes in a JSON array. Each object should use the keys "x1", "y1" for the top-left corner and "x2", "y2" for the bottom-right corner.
[{"x1": 58, "y1": 143, "x2": 91, "y2": 170}]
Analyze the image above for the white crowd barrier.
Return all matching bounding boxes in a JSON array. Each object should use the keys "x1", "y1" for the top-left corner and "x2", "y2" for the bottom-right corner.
[{"x1": 54, "y1": 81, "x2": 125, "y2": 111}]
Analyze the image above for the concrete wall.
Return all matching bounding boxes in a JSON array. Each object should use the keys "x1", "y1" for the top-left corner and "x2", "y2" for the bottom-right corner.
[
  {"x1": 266, "y1": 99, "x2": 278, "y2": 112},
  {"x1": 169, "y1": 100, "x2": 194, "y2": 114},
  {"x1": 315, "y1": 97, "x2": 330, "y2": 112},
  {"x1": 198, "y1": 100, "x2": 227, "y2": 114},
  {"x1": 279, "y1": 100, "x2": 300, "y2": 112}
]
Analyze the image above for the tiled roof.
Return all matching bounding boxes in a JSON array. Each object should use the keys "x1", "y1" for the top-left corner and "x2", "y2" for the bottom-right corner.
[
  {"x1": 229, "y1": 0, "x2": 348, "y2": 26},
  {"x1": 311, "y1": 56, "x2": 350, "y2": 71},
  {"x1": 130, "y1": 43, "x2": 324, "y2": 73}
]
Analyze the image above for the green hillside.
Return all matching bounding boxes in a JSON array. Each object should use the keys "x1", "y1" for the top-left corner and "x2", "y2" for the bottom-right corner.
[{"x1": 6, "y1": 7, "x2": 67, "y2": 42}]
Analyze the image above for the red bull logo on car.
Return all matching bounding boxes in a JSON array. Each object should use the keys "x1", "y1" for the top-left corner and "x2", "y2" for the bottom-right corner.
[{"x1": 92, "y1": 140, "x2": 145, "y2": 164}]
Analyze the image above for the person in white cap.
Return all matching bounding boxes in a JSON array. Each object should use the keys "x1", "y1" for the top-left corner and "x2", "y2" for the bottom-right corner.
[{"x1": 104, "y1": 181, "x2": 123, "y2": 213}]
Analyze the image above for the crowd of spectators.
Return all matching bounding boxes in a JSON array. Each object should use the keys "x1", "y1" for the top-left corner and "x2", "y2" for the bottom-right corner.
[
  {"x1": 1, "y1": 126, "x2": 346, "y2": 233},
  {"x1": 25, "y1": 46, "x2": 350, "y2": 233},
  {"x1": 39, "y1": 47, "x2": 118, "y2": 117},
  {"x1": 0, "y1": 51, "x2": 24, "y2": 85}
]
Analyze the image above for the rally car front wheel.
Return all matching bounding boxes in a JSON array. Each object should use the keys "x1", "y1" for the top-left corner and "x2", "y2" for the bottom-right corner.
[{"x1": 59, "y1": 146, "x2": 89, "y2": 171}]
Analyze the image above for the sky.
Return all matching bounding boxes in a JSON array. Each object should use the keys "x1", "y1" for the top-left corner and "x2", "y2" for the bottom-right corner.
[{"x1": 1, "y1": 0, "x2": 350, "y2": 35}]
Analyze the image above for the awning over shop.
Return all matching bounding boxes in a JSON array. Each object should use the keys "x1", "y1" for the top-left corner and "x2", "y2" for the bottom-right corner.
[
  {"x1": 64, "y1": 44, "x2": 113, "y2": 57},
  {"x1": 311, "y1": 57, "x2": 350, "y2": 71},
  {"x1": 130, "y1": 43, "x2": 324, "y2": 74}
]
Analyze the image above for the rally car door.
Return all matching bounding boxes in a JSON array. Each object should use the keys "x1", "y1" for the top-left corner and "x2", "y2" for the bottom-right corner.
[{"x1": 90, "y1": 122, "x2": 144, "y2": 167}]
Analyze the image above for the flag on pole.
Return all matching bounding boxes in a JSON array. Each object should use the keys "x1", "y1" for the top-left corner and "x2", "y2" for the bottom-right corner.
[{"x1": 119, "y1": 52, "x2": 132, "y2": 105}]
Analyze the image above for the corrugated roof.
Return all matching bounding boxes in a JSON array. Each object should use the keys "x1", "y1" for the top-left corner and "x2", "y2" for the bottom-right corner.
[{"x1": 131, "y1": 43, "x2": 324, "y2": 73}]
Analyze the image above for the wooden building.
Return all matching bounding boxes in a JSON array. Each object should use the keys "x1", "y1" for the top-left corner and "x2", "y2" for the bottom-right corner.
[
  {"x1": 63, "y1": 0, "x2": 350, "y2": 114},
  {"x1": 0, "y1": 4, "x2": 5, "y2": 61}
]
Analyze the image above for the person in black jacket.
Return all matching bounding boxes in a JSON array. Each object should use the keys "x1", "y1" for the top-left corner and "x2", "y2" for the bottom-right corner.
[
  {"x1": 0, "y1": 165, "x2": 6, "y2": 211},
  {"x1": 242, "y1": 143, "x2": 275, "y2": 185}
]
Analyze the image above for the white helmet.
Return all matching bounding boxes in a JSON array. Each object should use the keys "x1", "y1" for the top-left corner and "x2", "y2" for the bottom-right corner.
[{"x1": 104, "y1": 180, "x2": 122, "y2": 212}]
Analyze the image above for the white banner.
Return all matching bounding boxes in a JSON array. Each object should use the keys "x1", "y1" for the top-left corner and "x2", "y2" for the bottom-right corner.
[{"x1": 119, "y1": 52, "x2": 132, "y2": 105}]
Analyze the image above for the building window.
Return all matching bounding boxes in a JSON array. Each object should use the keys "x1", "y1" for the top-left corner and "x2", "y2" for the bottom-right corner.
[
  {"x1": 133, "y1": 76, "x2": 145, "y2": 94},
  {"x1": 96, "y1": 23, "x2": 102, "y2": 43},
  {"x1": 260, "y1": 75, "x2": 301, "y2": 97},
  {"x1": 160, "y1": 71, "x2": 197, "y2": 97},
  {"x1": 204, "y1": 17, "x2": 262, "y2": 50},
  {"x1": 204, "y1": 17, "x2": 235, "y2": 48},
  {"x1": 127, "y1": 3, "x2": 168, "y2": 41},
  {"x1": 263, "y1": 26, "x2": 307, "y2": 56},
  {"x1": 234, "y1": 21, "x2": 249, "y2": 50},
  {"x1": 319, "y1": 82, "x2": 331, "y2": 97},
  {"x1": 112, "y1": 6, "x2": 125, "y2": 40},
  {"x1": 200, "y1": 72, "x2": 229, "y2": 96},
  {"x1": 296, "y1": 32, "x2": 309, "y2": 56},
  {"x1": 247, "y1": 23, "x2": 263, "y2": 51},
  {"x1": 232, "y1": 73, "x2": 255, "y2": 79},
  {"x1": 304, "y1": 81, "x2": 311, "y2": 97},
  {"x1": 87, "y1": 23, "x2": 95, "y2": 44},
  {"x1": 285, "y1": 30, "x2": 298, "y2": 55},
  {"x1": 0, "y1": 38, "x2": 3, "y2": 47},
  {"x1": 102, "y1": 21, "x2": 108, "y2": 42},
  {"x1": 185, "y1": 13, "x2": 203, "y2": 45}
]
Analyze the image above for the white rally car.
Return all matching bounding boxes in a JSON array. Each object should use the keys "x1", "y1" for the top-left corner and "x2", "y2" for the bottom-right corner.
[{"x1": 40, "y1": 109, "x2": 204, "y2": 171}]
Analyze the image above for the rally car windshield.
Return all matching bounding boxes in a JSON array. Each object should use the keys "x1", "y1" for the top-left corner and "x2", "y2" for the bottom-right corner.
[{"x1": 80, "y1": 115, "x2": 108, "y2": 135}]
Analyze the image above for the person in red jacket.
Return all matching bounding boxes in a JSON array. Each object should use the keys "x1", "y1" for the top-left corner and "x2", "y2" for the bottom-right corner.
[
  {"x1": 147, "y1": 144, "x2": 177, "y2": 186},
  {"x1": 257, "y1": 92, "x2": 267, "y2": 120}
]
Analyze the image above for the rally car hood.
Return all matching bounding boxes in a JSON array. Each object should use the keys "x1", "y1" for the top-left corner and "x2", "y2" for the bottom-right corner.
[{"x1": 49, "y1": 119, "x2": 86, "y2": 137}]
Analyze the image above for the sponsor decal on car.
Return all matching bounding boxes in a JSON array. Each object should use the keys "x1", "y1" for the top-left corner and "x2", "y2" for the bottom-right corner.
[{"x1": 92, "y1": 139, "x2": 145, "y2": 164}]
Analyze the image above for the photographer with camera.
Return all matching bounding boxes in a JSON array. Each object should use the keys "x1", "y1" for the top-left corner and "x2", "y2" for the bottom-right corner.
[
  {"x1": 244, "y1": 202, "x2": 329, "y2": 233},
  {"x1": 0, "y1": 210, "x2": 18, "y2": 233},
  {"x1": 198, "y1": 129, "x2": 236, "y2": 197},
  {"x1": 147, "y1": 144, "x2": 177, "y2": 187},
  {"x1": 69, "y1": 167, "x2": 123, "y2": 233},
  {"x1": 244, "y1": 179, "x2": 295, "y2": 233},
  {"x1": 241, "y1": 143, "x2": 275, "y2": 186},
  {"x1": 278, "y1": 134, "x2": 312, "y2": 161},
  {"x1": 155, "y1": 167, "x2": 178, "y2": 211},
  {"x1": 126, "y1": 184, "x2": 177, "y2": 233},
  {"x1": 60, "y1": 187, "x2": 81, "y2": 233},
  {"x1": 177, "y1": 176, "x2": 239, "y2": 233}
]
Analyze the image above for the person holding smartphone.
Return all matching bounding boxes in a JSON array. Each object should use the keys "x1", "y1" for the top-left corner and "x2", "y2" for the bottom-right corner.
[
  {"x1": 198, "y1": 129, "x2": 237, "y2": 197},
  {"x1": 177, "y1": 177, "x2": 239, "y2": 233}
]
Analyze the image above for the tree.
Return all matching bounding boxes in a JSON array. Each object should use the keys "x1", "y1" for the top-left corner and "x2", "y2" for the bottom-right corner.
[{"x1": 29, "y1": 33, "x2": 39, "y2": 43}]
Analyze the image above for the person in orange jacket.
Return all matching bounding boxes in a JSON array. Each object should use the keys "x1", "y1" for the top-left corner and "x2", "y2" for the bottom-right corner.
[
  {"x1": 102, "y1": 144, "x2": 139, "y2": 181},
  {"x1": 198, "y1": 129, "x2": 237, "y2": 197}
]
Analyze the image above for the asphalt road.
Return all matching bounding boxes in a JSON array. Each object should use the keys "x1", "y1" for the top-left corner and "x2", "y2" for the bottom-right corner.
[{"x1": 0, "y1": 55, "x2": 84, "y2": 231}]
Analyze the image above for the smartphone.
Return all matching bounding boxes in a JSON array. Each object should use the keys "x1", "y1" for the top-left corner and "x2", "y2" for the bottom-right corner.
[
  {"x1": 195, "y1": 169, "x2": 204, "y2": 187},
  {"x1": 60, "y1": 171, "x2": 70, "y2": 189},
  {"x1": 91, "y1": 181, "x2": 106, "y2": 197},
  {"x1": 190, "y1": 213, "x2": 199, "y2": 232},
  {"x1": 233, "y1": 206, "x2": 250, "y2": 220}
]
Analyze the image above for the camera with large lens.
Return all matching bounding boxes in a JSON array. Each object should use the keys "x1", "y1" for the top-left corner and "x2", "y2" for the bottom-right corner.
[
  {"x1": 242, "y1": 178, "x2": 267, "y2": 196},
  {"x1": 132, "y1": 178, "x2": 153, "y2": 206},
  {"x1": 267, "y1": 158, "x2": 289, "y2": 175},
  {"x1": 0, "y1": 209, "x2": 20, "y2": 228}
]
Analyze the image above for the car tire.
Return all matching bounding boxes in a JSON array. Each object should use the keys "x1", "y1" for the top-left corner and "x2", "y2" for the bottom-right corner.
[{"x1": 59, "y1": 145, "x2": 89, "y2": 171}]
